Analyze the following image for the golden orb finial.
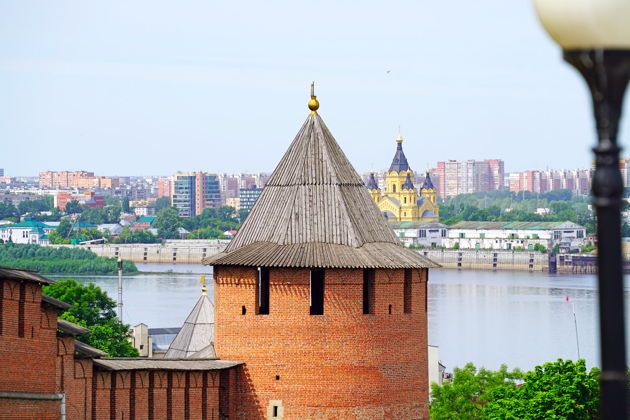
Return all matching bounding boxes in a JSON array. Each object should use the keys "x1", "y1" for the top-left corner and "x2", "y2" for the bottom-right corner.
[
  {"x1": 308, "y1": 81, "x2": 319, "y2": 114},
  {"x1": 396, "y1": 135, "x2": 404, "y2": 143}
]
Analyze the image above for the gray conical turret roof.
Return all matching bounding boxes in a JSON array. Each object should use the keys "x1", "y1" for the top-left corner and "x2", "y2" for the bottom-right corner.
[
  {"x1": 204, "y1": 108, "x2": 438, "y2": 269},
  {"x1": 421, "y1": 171, "x2": 435, "y2": 190},
  {"x1": 388, "y1": 136, "x2": 410, "y2": 173},
  {"x1": 366, "y1": 172, "x2": 379, "y2": 190},
  {"x1": 402, "y1": 173, "x2": 415, "y2": 190},
  {"x1": 164, "y1": 293, "x2": 215, "y2": 359}
]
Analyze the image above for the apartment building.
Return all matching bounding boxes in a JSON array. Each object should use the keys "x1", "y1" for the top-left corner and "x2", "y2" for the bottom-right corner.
[
  {"x1": 171, "y1": 172, "x2": 221, "y2": 217},
  {"x1": 435, "y1": 159, "x2": 505, "y2": 198}
]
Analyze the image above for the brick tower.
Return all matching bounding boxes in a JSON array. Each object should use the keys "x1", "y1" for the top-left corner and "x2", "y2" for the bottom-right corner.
[{"x1": 204, "y1": 85, "x2": 439, "y2": 419}]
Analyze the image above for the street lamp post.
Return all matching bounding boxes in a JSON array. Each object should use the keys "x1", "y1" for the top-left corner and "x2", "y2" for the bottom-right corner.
[{"x1": 533, "y1": 1, "x2": 630, "y2": 417}]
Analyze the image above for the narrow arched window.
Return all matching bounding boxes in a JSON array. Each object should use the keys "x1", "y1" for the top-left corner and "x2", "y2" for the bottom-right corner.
[{"x1": 393, "y1": 184, "x2": 396, "y2": 192}]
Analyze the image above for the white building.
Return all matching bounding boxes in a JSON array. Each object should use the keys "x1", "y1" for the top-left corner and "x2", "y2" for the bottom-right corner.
[
  {"x1": 390, "y1": 222, "x2": 448, "y2": 248},
  {"x1": 443, "y1": 221, "x2": 586, "y2": 251},
  {"x1": 0, "y1": 218, "x2": 54, "y2": 245}
]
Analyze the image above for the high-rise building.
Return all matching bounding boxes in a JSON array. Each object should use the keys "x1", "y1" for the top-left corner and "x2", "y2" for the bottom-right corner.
[
  {"x1": 171, "y1": 172, "x2": 221, "y2": 217},
  {"x1": 507, "y1": 169, "x2": 593, "y2": 196},
  {"x1": 435, "y1": 159, "x2": 504, "y2": 198},
  {"x1": 157, "y1": 177, "x2": 172, "y2": 198},
  {"x1": 239, "y1": 186, "x2": 263, "y2": 212},
  {"x1": 0, "y1": 168, "x2": 4, "y2": 177}
]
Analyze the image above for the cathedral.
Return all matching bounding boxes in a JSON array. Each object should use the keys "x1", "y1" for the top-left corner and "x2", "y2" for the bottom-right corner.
[{"x1": 367, "y1": 135, "x2": 440, "y2": 222}]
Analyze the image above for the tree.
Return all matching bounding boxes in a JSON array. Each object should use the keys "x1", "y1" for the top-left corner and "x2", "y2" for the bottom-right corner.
[
  {"x1": 483, "y1": 359, "x2": 599, "y2": 419},
  {"x1": 56, "y1": 219, "x2": 72, "y2": 238},
  {"x1": 122, "y1": 197, "x2": 130, "y2": 213},
  {"x1": 155, "y1": 207, "x2": 182, "y2": 239},
  {"x1": 65, "y1": 200, "x2": 83, "y2": 214},
  {"x1": 430, "y1": 363, "x2": 523, "y2": 420},
  {"x1": 42, "y1": 279, "x2": 138, "y2": 357},
  {"x1": 154, "y1": 196, "x2": 171, "y2": 211},
  {"x1": 104, "y1": 195, "x2": 121, "y2": 207},
  {"x1": 0, "y1": 202, "x2": 18, "y2": 220}
]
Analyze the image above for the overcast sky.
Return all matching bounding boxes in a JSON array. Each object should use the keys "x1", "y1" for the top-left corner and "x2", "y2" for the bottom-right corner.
[{"x1": 1, "y1": 1, "x2": 628, "y2": 177}]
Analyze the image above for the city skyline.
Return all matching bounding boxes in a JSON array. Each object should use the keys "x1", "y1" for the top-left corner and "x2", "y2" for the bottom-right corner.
[{"x1": 2, "y1": 1, "x2": 630, "y2": 177}]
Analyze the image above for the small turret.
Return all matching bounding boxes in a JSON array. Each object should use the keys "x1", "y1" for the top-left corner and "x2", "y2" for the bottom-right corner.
[
  {"x1": 420, "y1": 170, "x2": 437, "y2": 205},
  {"x1": 366, "y1": 171, "x2": 381, "y2": 203}
]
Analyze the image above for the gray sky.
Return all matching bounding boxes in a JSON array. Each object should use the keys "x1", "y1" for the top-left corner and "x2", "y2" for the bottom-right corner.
[{"x1": 1, "y1": 1, "x2": 628, "y2": 177}]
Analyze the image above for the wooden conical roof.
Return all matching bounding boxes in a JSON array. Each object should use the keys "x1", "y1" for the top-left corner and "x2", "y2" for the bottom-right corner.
[{"x1": 204, "y1": 113, "x2": 438, "y2": 269}]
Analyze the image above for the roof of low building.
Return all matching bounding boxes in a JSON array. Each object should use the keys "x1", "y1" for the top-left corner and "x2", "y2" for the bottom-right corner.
[
  {"x1": 203, "y1": 103, "x2": 438, "y2": 270},
  {"x1": 0, "y1": 266, "x2": 56, "y2": 285},
  {"x1": 134, "y1": 216, "x2": 156, "y2": 225},
  {"x1": 75, "y1": 340, "x2": 107, "y2": 358},
  {"x1": 93, "y1": 358, "x2": 241, "y2": 371},
  {"x1": 449, "y1": 221, "x2": 584, "y2": 230},
  {"x1": 390, "y1": 221, "x2": 448, "y2": 229},
  {"x1": 0, "y1": 218, "x2": 53, "y2": 230},
  {"x1": 41, "y1": 294, "x2": 72, "y2": 310},
  {"x1": 57, "y1": 319, "x2": 91, "y2": 336}
]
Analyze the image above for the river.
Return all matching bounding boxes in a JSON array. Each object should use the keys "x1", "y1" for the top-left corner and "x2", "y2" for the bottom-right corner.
[{"x1": 50, "y1": 264, "x2": 625, "y2": 373}]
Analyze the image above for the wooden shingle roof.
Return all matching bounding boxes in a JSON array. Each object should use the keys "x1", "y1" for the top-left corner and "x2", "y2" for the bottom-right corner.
[{"x1": 204, "y1": 112, "x2": 438, "y2": 269}]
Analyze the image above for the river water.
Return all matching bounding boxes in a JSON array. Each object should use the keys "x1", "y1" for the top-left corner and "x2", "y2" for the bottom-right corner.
[{"x1": 50, "y1": 264, "x2": 627, "y2": 373}]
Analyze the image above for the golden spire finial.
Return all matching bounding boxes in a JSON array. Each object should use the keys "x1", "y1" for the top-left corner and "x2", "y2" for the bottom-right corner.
[
  {"x1": 200, "y1": 275, "x2": 207, "y2": 296},
  {"x1": 396, "y1": 125, "x2": 403, "y2": 143},
  {"x1": 308, "y1": 82, "x2": 319, "y2": 114}
]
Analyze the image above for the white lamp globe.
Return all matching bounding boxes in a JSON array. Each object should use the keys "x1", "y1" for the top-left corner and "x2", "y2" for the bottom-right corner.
[{"x1": 533, "y1": 0, "x2": 630, "y2": 49}]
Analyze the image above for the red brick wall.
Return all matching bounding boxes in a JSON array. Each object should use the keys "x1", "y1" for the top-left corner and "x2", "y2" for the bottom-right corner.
[
  {"x1": 214, "y1": 266, "x2": 430, "y2": 419},
  {"x1": 92, "y1": 370, "x2": 226, "y2": 420}
]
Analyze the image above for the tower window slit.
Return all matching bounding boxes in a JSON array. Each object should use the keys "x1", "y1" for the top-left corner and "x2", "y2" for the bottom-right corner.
[
  {"x1": 310, "y1": 269, "x2": 324, "y2": 315},
  {"x1": 257, "y1": 267, "x2": 269, "y2": 315},
  {"x1": 404, "y1": 269, "x2": 412, "y2": 314},
  {"x1": 363, "y1": 269, "x2": 375, "y2": 315}
]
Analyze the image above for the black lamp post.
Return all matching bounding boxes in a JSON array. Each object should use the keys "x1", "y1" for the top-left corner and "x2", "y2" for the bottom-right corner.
[{"x1": 533, "y1": 1, "x2": 630, "y2": 417}]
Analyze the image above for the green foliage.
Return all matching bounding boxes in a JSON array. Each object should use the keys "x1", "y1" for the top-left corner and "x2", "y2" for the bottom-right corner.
[
  {"x1": 483, "y1": 359, "x2": 599, "y2": 419},
  {"x1": 65, "y1": 200, "x2": 83, "y2": 214},
  {"x1": 18, "y1": 196, "x2": 53, "y2": 215},
  {"x1": 180, "y1": 206, "x2": 240, "y2": 239},
  {"x1": 111, "y1": 226, "x2": 158, "y2": 244},
  {"x1": 453, "y1": 242, "x2": 460, "y2": 250},
  {"x1": 0, "y1": 243, "x2": 138, "y2": 274},
  {"x1": 154, "y1": 196, "x2": 171, "y2": 211},
  {"x1": 0, "y1": 201, "x2": 19, "y2": 220},
  {"x1": 57, "y1": 219, "x2": 72, "y2": 238},
  {"x1": 439, "y1": 190, "x2": 595, "y2": 234},
  {"x1": 533, "y1": 243, "x2": 546, "y2": 253},
  {"x1": 580, "y1": 244, "x2": 596, "y2": 253},
  {"x1": 122, "y1": 197, "x2": 131, "y2": 213},
  {"x1": 430, "y1": 360, "x2": 599, "y2": 420},
  {"x1": 430, "y1": 363, "x2": 523, "y2": 420},
  {"x1": 81, "y1": 206, "x2": 120, "y2": 224},
  {"x1": 155, "y1": 207, "x2": 182, "y2": 239},
  {"x1": 104, "y1": 195, "x2": 121, "y2": 207},
  {"x1": 43, "y1": 279, "x2": 138, "y2": 357}
]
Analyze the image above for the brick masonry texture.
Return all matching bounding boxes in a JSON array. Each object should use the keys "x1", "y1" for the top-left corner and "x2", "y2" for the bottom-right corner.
[
  {"x1": 0, "y1": 276, "x2": 236, "y2": 420},
  {"x1": 214, "y1": 266, "x2": 430, "y2": 419}
]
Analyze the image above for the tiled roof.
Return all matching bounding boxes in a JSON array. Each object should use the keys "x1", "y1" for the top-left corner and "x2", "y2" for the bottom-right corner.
[
  {"x1": 366, "y1": 172, "x2": 379, "y2": 190},
  {"x1": 401, "y1": 173, "x2": 415, "y2": 190},
  {"x1": 421, "y1": 172, "x2": 435, "y2": 190},
  {"x1": 0, "y1": 266, "x2": 56, "y2": 285}
]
